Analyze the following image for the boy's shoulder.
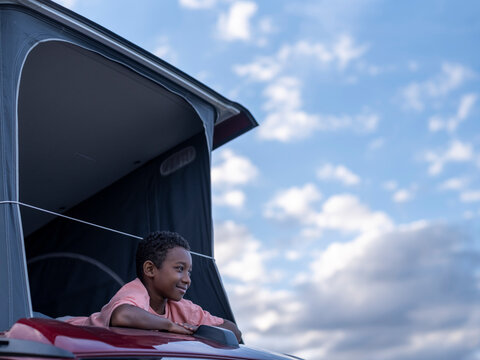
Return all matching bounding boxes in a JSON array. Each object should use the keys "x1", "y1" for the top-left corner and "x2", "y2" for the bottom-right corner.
[
  {"x1": 115, "y1": 278, "x2": 143, "y2": 291},
  {"x1": 111, "y1": 278, "x2": 148, "y2": 302}
]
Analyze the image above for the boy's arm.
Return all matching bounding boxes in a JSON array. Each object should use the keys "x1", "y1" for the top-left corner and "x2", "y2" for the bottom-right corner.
[
  {"x1": 218, "y1": 319, "x2": 242, "y2": 343},
  {"x1": 110, "y1": 304, "x2": 194, "y2": 334}
]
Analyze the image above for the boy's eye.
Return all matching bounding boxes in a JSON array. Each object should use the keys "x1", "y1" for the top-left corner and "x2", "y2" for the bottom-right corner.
[{"x1": 176, "y1": 265, "x2": 184, "y2": 272}]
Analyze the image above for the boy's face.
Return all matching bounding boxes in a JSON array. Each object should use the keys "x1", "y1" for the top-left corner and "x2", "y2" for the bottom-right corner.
[{"x1": 151, "y1": 246, "x2": 192, "y2": 301}]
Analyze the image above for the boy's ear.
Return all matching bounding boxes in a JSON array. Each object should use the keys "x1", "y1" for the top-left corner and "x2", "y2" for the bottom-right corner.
[{"x1": 143, "y1": 260, "x2": 156, "y2": 278}]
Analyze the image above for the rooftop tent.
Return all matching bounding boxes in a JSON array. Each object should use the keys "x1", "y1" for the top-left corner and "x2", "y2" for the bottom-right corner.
[{"x1": 0, "y1": 1, "x2": 257, "y2": 330}]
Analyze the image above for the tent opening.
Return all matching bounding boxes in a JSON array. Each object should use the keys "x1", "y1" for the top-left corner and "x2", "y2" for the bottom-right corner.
[
  {"x1": 18, "y1": 40, "x2": 204, "y2": 236},
  {"x1": 17, "y1": 40, "x2": 220, "y2": 318}
]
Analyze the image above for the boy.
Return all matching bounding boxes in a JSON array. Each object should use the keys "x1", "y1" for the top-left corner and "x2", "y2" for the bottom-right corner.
[{"x1": 66, "y1": 231, "x2": 241, "y2": 341}]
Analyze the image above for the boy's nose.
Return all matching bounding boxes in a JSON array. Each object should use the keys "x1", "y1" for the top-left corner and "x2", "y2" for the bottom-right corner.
[{"x1": 182, "y1": 273, "x2": 191, "y2": 285}]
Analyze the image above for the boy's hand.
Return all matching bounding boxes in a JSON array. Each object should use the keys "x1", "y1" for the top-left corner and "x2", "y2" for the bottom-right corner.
[
  {"x1": 168, "y1": 321, "x2": 197, "y2": 335},
  {"x1": 176, "y1": 322, "x2": 198, "y2": 332}
]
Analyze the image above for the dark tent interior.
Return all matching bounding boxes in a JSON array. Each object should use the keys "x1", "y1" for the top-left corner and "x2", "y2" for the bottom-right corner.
[{"x1": 18, "y1": 40, "x2": 234, "y2": 321}]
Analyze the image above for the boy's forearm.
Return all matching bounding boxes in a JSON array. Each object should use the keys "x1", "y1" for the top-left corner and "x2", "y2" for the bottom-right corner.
[{"x1": 110, "y1": 304, "x2": 173, "y2": 331}]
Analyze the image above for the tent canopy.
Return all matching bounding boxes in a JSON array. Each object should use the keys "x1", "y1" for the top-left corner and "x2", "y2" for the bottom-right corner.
[
  {"x1": 0, "y1": 0, "x2": 257, "y2": 330},
  {"x1": 19, "y1": 40, "x2": 204, "y2": 235}
]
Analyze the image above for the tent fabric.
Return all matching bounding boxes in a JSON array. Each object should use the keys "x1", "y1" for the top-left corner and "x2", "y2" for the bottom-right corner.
[
  {"x1": 25, "y1": 133, "x2": 233, "y2": 320},
  {"x1": 0, "y1": 7, "x2": 35, "y2": 331},
  {"x1": 24, "y1": 133, "x2": 233, "y2": 320},
  {"x1": 0, "y1": 5, "x2": 234, "y2": 330}
]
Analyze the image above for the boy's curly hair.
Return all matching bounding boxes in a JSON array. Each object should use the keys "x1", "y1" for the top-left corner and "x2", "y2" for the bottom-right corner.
[{"x1": 136, "y1": 231, "x2": 190, "y2": 281}]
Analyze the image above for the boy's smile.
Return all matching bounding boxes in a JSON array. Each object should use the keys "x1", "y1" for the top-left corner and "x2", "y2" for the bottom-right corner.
[{"x1": 147, "y1": 246, "x2": 192, "y2": 314}]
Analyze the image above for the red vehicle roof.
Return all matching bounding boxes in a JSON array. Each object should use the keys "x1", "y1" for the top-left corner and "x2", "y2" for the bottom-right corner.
[{"x1": 2, "y1": 318, "x2": 294, "y2": 360}]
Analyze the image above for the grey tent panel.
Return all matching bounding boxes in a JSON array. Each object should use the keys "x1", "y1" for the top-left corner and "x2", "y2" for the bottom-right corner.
[{"x1": 0, "y1": 7, "x2": 36, "y2": 330}]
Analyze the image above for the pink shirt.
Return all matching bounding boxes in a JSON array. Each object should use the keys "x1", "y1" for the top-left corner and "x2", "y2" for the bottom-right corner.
[{"x1": 66, "y1": 278, "x2": 223, "y2": 327}]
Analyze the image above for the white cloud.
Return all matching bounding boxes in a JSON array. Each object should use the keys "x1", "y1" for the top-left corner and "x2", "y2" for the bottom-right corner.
[
  {"x1": 211, "y1": 149, "x2": 258, "y2": 210},
  {"x1": 217, "y1": 1, "x2": 258, "y2": 41},
  {"x1": 255, "y1": 17, "x2": 276, "y2": 46},
  {"x1": 258, "y1": 110, "x2": 320, "y2": 142},
  {"x1": 233, "y1": 57, "x2": 282, "y2": 82},
  {"x1": 257, "y1": 77, "x2": 320, "y2": 141},
  {"x1": 180, "y1": 0, "x2": 271, "y2": 45},
  {"x1": 257, "y1": 77, "x2": 379, "y2": 142},
  {"x1": 258, "y1": 17, "x2": 274, "y2": 34},
  {"x1": 393, "y1": 188, "x2": 414, "y2": 203},
  {"x1": 211, "y1": 149, "x2": 258, "y2": 187},
  {"x1": 307, "y1": 223, "x2": 479, "y2": 355},
  {"x1": 252, "y1": 310, "x2": 281, "y2": 331},
  {"x1": 287, "y1": 0, "x2": 379, "y2": 38},
  {"x1": 178, "y1": 0, "x2": 217, "y2": 9},
  {"x1": 213, "y1": 189, "x2": 245, "y2": 208},
  {"x1": 457, "y1": 93, "x2": 477, "y2": 119},
  {"x1": 401, "y1": 82, "x2": 424, "y2": 111},
  {"x1": 223, "y1": 282, "x2": 301, "y2": 338},
  {"x1": 221, "y1": 221, "x2": 480, "y2": 359},
  {"x1": 317, "y1": 163, "x2": 361, "y2": 186},
  {"x1": 234, "y1": 35, "x2": 374, "y2": 142},
  {"x1": 297, "y1": 223, "x2": 480, "y2": 359},
  {"x1": 460, "y1": 190, "x2": 480, "y2": 203},
  {"x1": 55, "y1": 0, "x2": 77, "y2": 9},
  {"x1": 312, "y1": 194, "x2": 393, "y2": 235},
  {"x1": 214, "y1": 220, "x2": 275, "y2": 283},
  {"x1": 383, "y1": 180, "x2": 398, "y2": 191},
  {"x1": 401, "y1": 63, "x2": 474, "y2": 111},
  {"x1": 265, "y1": 186, "x2": 393, "y2": 237},
  {"x1": 428, "y1": 63, "x2": 474, "y2": 97},
  {"x1": 429, "y1": 93, "x2": 477, "y2": 132},
  {"x1": 443, "y1": 141, "x2": 473, "y2": 160},
  {"x1": 212, "y1": 221, "x2": 302, "y2": 335},
  {"x1": 317, "y1": 112, "x2": 379, "y2": 133},
  {"x1": 383, "y1": 181, "x2": 416, "y2": 203},
  {"x1": 425, "y1": 140, "x2": 474, "y2": 175},
  {"x1": 333, "y1": 35, "x2": 369, "y2": 69},
  {"x1": 264, "y1": 183, "x2": 322, "y2": 222},
  {"x1": 285, "y1": 250, "x2": 302, "y2": 261},
  {"x1": 234, "y1": 35, "x2": 368, "y2": 82},
  {"x1": 368, "y1": 137, "x2": 385, "y2": 150},
  {"x1": 263, "y1": 76, "x2": 301, "y2": 111},
  {"x1": 277, "y1": 40, "x2": 331, "y2": 65},
  {"x1": 152, "y1": 36, "x2": 178, "y2": 64},
  {"x1": 438, "y1": 177, "x2": 470, "y2": 191}
]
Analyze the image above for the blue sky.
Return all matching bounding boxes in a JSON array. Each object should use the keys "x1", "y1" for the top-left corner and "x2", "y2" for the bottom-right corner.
[{"x1": 58, "y1": 1, "x2": 479, "y2": 359}]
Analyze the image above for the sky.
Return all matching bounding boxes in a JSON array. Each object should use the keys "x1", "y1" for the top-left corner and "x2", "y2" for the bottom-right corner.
[{"x1": 56, "y1": 1, "x2": 479, "y2": 359}]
